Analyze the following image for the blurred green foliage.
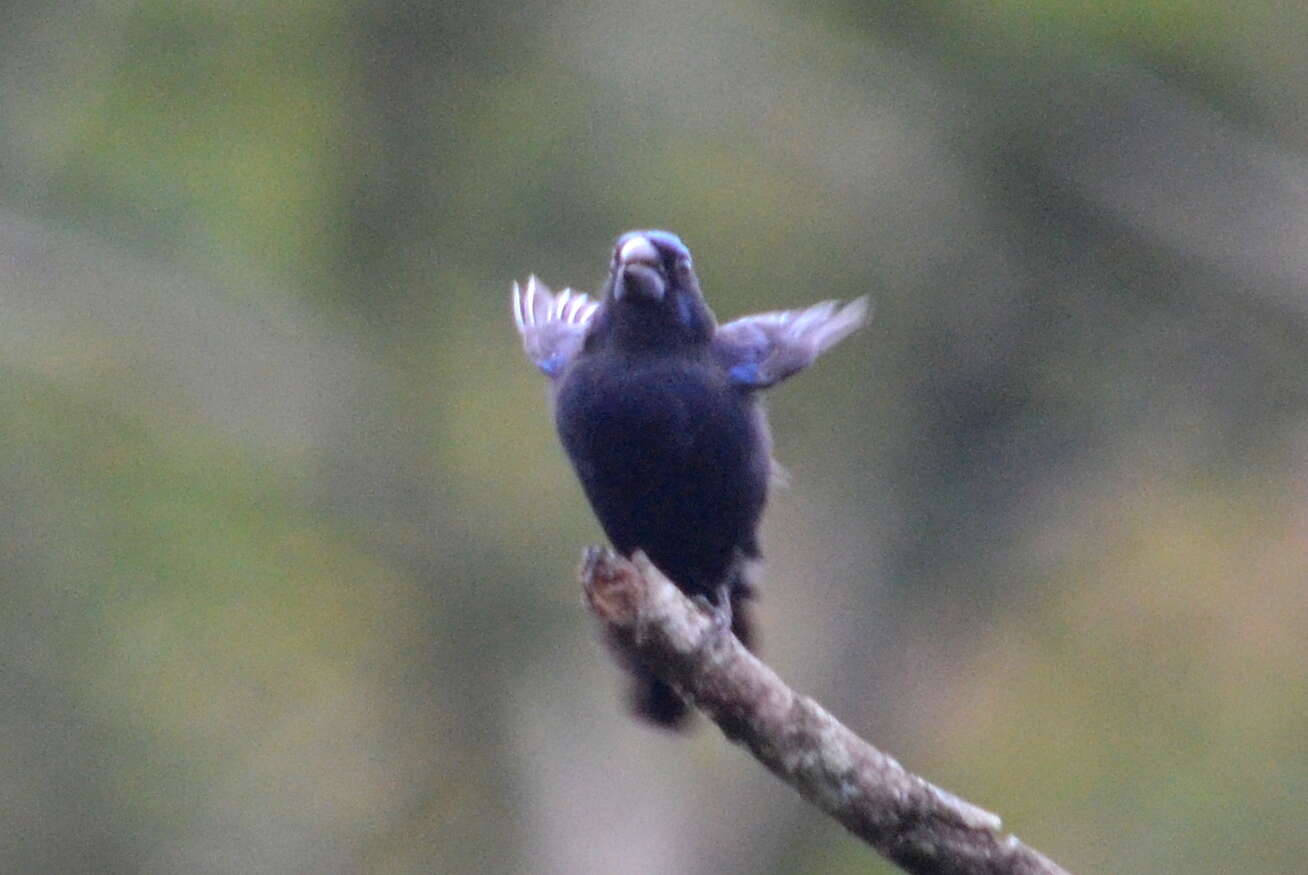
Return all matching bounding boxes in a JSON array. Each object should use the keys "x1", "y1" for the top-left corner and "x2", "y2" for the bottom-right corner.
[{"x1": 1, "y1": 1, "x2": 1306, "y2": 873}]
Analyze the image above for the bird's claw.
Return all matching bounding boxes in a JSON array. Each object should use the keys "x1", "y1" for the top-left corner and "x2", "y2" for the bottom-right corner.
[{"x1": 692, "y1": 587, "x2": 734, "y2": 637}]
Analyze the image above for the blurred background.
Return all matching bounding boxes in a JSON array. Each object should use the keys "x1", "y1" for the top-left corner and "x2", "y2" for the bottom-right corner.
[{"x1": 2, "y1": 1, "x2": 1306, "y2": 873}]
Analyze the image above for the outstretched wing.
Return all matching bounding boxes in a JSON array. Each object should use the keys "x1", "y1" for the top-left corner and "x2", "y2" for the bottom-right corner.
[
  {"x1": 511, "y1": 275, "x2": 600, "y2": 378},
  {"x1": 712, "y1": 297, "x2": 870, "y2": 390}
]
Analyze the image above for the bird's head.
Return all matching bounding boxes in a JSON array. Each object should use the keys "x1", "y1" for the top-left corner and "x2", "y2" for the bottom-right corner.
[
  {"x1": 610, "y1": 230, "x2": 690, "y2": 303},
  {"x1": 601, "y1": 230, "x2": 715, "y2": 346}
]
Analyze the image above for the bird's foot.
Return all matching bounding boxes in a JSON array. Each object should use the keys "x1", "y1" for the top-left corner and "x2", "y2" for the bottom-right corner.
[{"x1": 692, "y1": 584, "x2": 734, "y2": 636}]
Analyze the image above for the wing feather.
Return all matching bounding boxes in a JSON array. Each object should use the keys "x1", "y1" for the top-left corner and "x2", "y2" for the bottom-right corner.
[
  {"x1": 511, "y1": 275, "x2": 599, "y2": 378},
  {"x1": 713, "y1": 296, "x2": 870, "y2": 389}
]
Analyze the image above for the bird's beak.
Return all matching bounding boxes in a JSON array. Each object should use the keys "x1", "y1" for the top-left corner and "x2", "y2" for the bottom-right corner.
[
  {"x1": 618, "y1": 236, "x2": 659, "y2": 267},
  {"x1": 614, "y1": 235, "x2": 666, "y2": 301}
]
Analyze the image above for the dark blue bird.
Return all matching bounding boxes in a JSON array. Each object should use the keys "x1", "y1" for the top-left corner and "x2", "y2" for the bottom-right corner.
[{"x1": 513, "y1": 230, "x2": 867, "y2": 727}]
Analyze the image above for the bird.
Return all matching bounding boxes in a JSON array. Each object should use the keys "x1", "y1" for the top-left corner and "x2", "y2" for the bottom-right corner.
[{"x1": 513, "y1": 230, "x2": 868, "y2": 727}]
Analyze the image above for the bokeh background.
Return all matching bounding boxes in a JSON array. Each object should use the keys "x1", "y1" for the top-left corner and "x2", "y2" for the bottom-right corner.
[{"x1": 3, "y1": 1, "x2": 1307, "y2": 873}]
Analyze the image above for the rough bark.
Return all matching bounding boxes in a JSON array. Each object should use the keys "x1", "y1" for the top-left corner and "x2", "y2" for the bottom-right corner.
[{"x1": 581, "y1": 548, "x2": 1072, "y2": 875}]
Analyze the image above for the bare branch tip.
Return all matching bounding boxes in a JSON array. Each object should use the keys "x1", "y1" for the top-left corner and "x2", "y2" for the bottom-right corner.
[{"x1": 580, "y1": 547, "x2": 644, "y2": 624}]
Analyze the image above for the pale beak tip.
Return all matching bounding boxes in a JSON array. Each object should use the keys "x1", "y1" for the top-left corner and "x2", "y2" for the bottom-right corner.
[{"x1": 618, "y1": 235, "x2": 659, "y2": 267}]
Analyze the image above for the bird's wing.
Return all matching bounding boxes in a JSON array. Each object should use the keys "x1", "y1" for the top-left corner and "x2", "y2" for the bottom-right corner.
[
  {"x1": 511, "y1": 275, "x2": 600, "y2": 378},
  {"x1": 712, "y1": 297, "x2": 870, "y2": 390}
]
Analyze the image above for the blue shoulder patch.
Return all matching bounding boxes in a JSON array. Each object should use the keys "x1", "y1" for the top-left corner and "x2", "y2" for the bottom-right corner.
[{"x1": 728, "y1": 362, "x2": 761, "y2": 386}]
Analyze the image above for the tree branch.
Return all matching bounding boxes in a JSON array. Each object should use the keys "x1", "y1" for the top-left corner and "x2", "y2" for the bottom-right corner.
[{"x1": 581, "y1": 548, "x2": 1072, "y2": 875}]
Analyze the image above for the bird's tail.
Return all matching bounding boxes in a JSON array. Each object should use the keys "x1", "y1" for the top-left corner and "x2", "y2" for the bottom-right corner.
[
  {"x1": 625, "y1": 573, "x2": 757, "y2": 730},
  {"x1": 628, "y1": 667, "x2": 693, "y2": 728}
]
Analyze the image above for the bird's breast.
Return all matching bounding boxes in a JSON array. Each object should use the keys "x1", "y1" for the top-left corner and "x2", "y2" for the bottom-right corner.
[
  {"x1": 553, "y1": 350, "x2": 771, "y2": 587},
  {"x1": 556, "y1": 353, "x2": 755, "y2": 457},
  {"x1": 554, "y1": 352, "x2": 769, "y2": 502}
]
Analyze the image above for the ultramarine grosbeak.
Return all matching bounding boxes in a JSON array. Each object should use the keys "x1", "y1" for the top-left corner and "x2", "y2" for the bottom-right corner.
[{"x1": 514, "y1": 230, "x2": 867, "y2": 727}]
